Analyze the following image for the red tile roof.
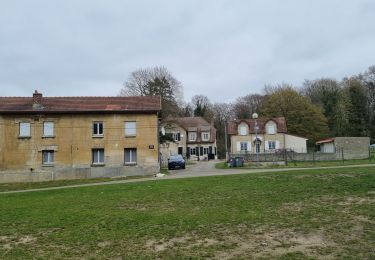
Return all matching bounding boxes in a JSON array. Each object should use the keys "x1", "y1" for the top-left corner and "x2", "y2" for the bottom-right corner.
[
  {"x1": 228, "y1": 117, "x2": 287, "y2": 135},
  {"x1": 315, "y1": 138, "x2": 335, "y2": 144},
  {"x1": 0, "y1": 92, "x2": 161, "y2": 114}
]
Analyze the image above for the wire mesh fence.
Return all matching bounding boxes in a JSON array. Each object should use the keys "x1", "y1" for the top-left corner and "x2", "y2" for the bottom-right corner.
[{"x1": 230, "y1": 147, "x2": 373, "y2": 164}]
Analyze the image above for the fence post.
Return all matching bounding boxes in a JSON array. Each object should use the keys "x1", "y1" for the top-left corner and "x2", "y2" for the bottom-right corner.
[
  {"x1": 284, "y1": 149, "x2": 288, "y2": 166},
  {"x1": 313, "y1": 151, "x2": 315, "y2": 164},
  {"x1": 369, "y1": 147, "x2": 371, "y2": 162}
]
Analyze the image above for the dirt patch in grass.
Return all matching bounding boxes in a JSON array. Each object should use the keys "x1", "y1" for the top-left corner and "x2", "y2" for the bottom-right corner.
[
  {"x1": 145, "y1": 226, "x2": 336, "y2": 259},
  {"x1": 0, "y1": 235, "x2": 37, "y2": 251},
  {"x1": 337, "y1": 196, "x2": 375, "y2": 206}
]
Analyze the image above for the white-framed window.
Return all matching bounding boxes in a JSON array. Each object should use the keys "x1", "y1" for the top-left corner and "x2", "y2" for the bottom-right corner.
[
  {"x1": 268, "y1": 141, "x2": 276, "y2": 150},
  {"x1": 239, "y1": 125, "x2": 247, "y2": 136},
  {"x1": 43, "y1": 122, "x2": 54, "y2": 137},
  {"x1": 203, "y1": 147, "x2": 209, "y2": 155},
  {"x1": 173, "y1": 133, "x2": 181, "y2": 141},
  {"x1": 267, "y1": 125, "x2": 276, "y2": 135},
  {"x1": 188, "y1": 132, "x2": 197, "y2": 141},
  {"x1": 240, "y1": 142, "x2": 248, "y2": 151},
  {"x1": 93, "y1": 122, "x2": 103, "y2": 136},
  {"x1": 125, "y1": 121, "x2": 136, "y2": 136},
  {"x1": 202, "y1": 132, "x2": 210, "y2": 141},
  {"x1": 124, "y1": 148, "x2": 137, "y2": 164},
  {"x1": 190, "y1": 147, "x2": 196, "y2": 155},
  {"x1": 42, "y1": 150, "x2": 54, "y2": 165},
  {"x1": 92, "y1": 149, "x2": 104, "y2": 164},
  {"x1": 19, "y1": 122, "x2": 31, "y2": 137}
]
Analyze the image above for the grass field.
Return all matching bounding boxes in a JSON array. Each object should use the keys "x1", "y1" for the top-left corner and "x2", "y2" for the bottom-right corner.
[{"x1": 1, "y1": 166, "x2": 375, "y2": 259}]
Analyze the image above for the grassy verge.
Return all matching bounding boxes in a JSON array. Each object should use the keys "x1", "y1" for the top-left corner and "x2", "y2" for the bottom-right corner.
[
  {"x1": 0, "y1": 175, "x2": 154, "y2": 193},
  {"x1": 216, "y1": 153, "x2": 375, "y2": 169},
  {"x1": 1, "y1": 166, "x2": 375, "y2": 259}
]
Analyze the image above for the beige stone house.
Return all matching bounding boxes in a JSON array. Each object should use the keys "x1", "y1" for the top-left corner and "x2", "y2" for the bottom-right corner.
[
  {"x1": 228, "y1": 117, "x2": 308, "y2": 154},
  {"x1": 163, "y1": 117, "x2": 217, "y2": 160},
  {"x1": 0, "y1": 91, "x2": 161, "y2": 183}
]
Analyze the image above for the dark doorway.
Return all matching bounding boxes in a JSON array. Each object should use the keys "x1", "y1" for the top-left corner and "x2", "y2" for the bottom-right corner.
[{"x1": 178, "y1": 147, "x2": 183, "y2": 155}]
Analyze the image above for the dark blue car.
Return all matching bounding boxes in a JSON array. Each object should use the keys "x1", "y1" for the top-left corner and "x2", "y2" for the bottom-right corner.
[{"x1": 168, "y1": 155, "x2": 186, "y2": 170}]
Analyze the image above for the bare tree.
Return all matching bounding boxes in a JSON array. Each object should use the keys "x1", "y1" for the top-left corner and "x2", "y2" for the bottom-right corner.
[
  {"x1": 232, "y1": 94, "x2": 264, "y2": 119},
  {"x1": 120, "y1": 66, "x2": 184, "y2": 118}
]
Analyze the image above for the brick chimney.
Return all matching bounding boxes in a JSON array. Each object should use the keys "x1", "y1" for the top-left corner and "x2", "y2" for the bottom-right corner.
[{"x1": 32, "y1": 90, "x2": 43, "y2": 109}]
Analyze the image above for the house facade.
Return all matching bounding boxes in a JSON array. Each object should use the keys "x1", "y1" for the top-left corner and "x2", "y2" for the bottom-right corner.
[
  {"x1": 163, "y1": 117, "x2": 217, "y2": 160},
  {"x1": 0, "y1": 91, "x2": 161, "y2": 183},
  {"x1": 228, "y1": 117, "x2": 308, "y2": 154}
]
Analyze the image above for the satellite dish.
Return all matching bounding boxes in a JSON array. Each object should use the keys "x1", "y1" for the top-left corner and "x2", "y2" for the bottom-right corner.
[{"x1": 161, "y1": 127, "x2": 166, "y2": 136}]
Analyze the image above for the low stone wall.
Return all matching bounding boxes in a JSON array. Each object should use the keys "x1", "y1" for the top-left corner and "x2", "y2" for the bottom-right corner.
[{"x1": 0, "y1": 165, "x2": 159, "y2": 183}]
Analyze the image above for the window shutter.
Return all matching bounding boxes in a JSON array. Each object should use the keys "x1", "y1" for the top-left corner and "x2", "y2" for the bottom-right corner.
[
  {"x1": 200, "y1": 147, "x2": 203, "y2": 156},
  {"x1": 209, "y1": 146, "x2": 212, "y2": 154},
  {"x1": 265, "y1": 141, "x2": 269, "y2": 151},
  {"x1": 247, "y1": 142, "x2": 251, "y2": 152},
  {"x1": 276, "y1": 141, "x2": 280, "y2": 149},
  {"x1": 236, "y1": 142, "x2": 241, "y2": 152},
  {"x1": 177, "y1": 133, "x2": 181, "y2": 141}
]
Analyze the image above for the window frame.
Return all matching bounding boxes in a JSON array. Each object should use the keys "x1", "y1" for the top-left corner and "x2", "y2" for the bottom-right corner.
[
  {"x1": 19, "y1": 122, "x2": 31, "y2": 138},
  {"x1": 188, "y1": 132, "x2": 197, "y2": 142},
  {"x1": 268, "y1": 141, "x2": 276, "y2": 150},
  {"x1": 190, "y1": 147, "x2": 196, "y2": 155},
  {"x1": 125, "y1": 121, "x2": 137, "y2": 137},
  {"x1": 267, "y1": 125, "x2": 276, "y2": 135},
  {"x1": 42, "y1": 150, "x2": 54, "y2": 165},
  {"x1": 92, "y1": 149, "x2": 105, "y2": 165},
  {"x1": 240, "y1": 142, "x2": 248, "y2": 151},
  {"x1": 92, "y1": 122, "x2": 104, "y2": 136},
  {"x1": 202, "y1": 132, "x2": 210, "y2": 141},
  {"x1": 124, "y1": 148, "x2": 137, "y2": 165},
  {"x1": 239, "y1": 125, "x2": 247, "y2": 136},
  {"x1": 43, "y1": 121, "x2": 54, "y2": 137}
]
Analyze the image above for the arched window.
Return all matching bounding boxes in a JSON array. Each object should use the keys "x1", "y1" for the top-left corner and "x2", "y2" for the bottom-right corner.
[{"x1": 238, "y1": 123, "x2": 248, "y2": 136}]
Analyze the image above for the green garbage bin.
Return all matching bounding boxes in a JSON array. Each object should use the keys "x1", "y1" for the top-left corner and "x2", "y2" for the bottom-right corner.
[
  {"x1": 235, "y1": 157, "x2": 244, "y2": 167},
  {"x1": 228, "y1": 157, "x2": 237, "y2": 167}
]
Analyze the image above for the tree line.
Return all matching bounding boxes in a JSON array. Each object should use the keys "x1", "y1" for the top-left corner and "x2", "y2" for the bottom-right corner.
[{"x1": 120, "y1": 65, "x2": 375, "y2": 158}]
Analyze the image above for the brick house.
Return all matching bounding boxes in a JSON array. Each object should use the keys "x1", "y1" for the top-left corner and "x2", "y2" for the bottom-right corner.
[{"x1": 0, "y1": 91, "x2": 161, "y2": 183}]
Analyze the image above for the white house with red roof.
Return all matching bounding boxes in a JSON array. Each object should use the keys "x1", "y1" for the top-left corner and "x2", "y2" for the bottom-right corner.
[{"x1": 227, "y1": 117, "x2": 308, "y2": 154}]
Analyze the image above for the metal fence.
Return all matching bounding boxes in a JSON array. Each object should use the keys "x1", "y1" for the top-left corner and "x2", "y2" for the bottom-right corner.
[{"x1": 230, "y1": 147, "x2": 373, "y2": 165}]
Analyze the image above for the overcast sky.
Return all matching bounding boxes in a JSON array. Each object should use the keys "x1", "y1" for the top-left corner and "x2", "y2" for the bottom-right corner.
[{"x1": 1, "y1": 0, "x2": 374, "y2": 102}]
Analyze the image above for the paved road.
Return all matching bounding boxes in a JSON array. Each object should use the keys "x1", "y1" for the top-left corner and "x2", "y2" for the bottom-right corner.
[{"x1": 1, "y1": 161, "x2": 375, "y2": 194}]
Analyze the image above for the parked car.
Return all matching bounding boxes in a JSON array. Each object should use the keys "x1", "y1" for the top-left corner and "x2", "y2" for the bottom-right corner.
[{"x1": 168, "y1": 154, "x2": 186, "y2": 170}]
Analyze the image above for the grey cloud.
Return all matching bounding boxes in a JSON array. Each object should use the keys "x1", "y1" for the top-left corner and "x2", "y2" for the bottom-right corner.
[{"x1": 0, "y1": 0, "x2": 374, "y2": 102}]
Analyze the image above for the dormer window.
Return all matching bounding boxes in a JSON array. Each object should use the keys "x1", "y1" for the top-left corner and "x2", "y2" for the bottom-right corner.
[
  {"x1": 267, "y1": 125, "x2": 275, "y2": 134},
  {"x1": 266, "y1": 121, "x2": 277, "y2": 135},
  {"x1": 239, "y1": 123, "x2": 248, "y2": 136},
  {"x1": 202, "y1": 132, "x2": 210, "y2": 141},
  {"x1": 188, "y1": 132, "x2": 197, "y2": 141}
]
